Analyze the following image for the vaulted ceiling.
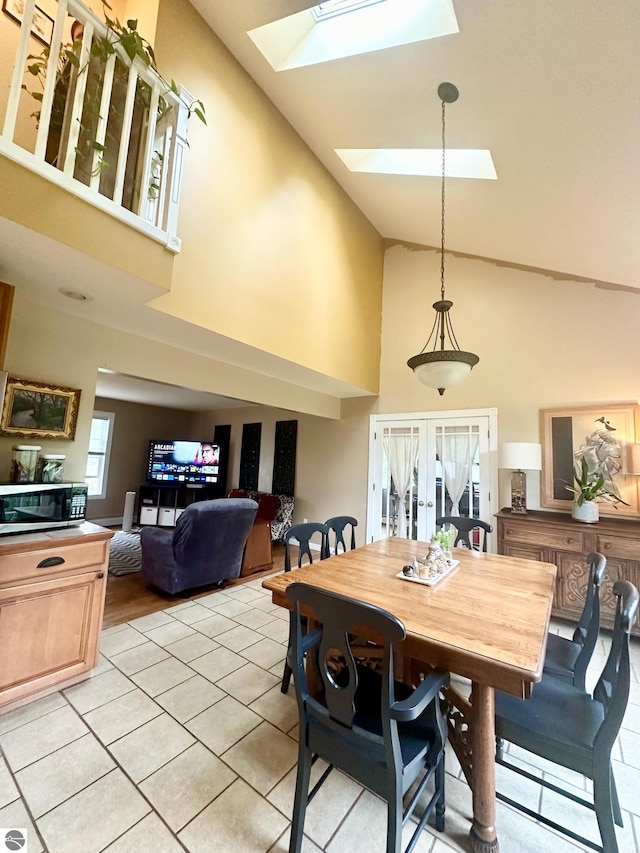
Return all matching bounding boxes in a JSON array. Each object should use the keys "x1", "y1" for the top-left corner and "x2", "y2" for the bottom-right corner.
[{"x1": 192, "y1": 0, "x2": 640, "y2": 290}]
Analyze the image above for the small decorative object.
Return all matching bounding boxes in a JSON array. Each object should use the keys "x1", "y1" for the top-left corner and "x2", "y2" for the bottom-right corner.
[
  {"x1": 420, "y1": 539, "x2": 451, "y2": 579},
  {"x1": 0, "y1": 377, "x2": 81, "y2": 440},
  {"x1": 10, "y1": 445, "x2": 41, "y2": 482},
  {"x1": 402, "y1": 564, "x2": 416, "y2": 577},
  {"x1": 36, "y1": 454, "x2": 65, "y2": 483}
]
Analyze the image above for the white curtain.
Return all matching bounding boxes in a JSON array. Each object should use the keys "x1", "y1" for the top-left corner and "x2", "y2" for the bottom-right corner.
[
  {"x1": 383, "y1": 431, "x2": 419, "y2": 538},
  {"x1": 436, "y1": 431, "x2": 479, "y2": 516}
]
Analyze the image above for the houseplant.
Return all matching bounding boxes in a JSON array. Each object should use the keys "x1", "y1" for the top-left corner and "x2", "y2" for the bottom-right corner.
[
  {"x1": 565, "y1": 457, "x2": 626, "y2": 523},
  {"x1": 23, "y1": 2, "x2": 205, "y2": 200}
]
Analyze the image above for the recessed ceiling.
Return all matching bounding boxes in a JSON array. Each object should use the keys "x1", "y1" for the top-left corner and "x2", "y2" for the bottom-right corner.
[
  {"x1": 95, "y1": 370, "x2": 253, "y2": 412},
  {"x1": 191, "y1": 0, "x2": 640, "y2": 289}
]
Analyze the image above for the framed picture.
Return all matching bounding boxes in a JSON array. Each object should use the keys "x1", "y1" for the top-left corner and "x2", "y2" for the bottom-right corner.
[
  {"x1": 2, "y1": 0, "x2": 54, "y2": 46},
  {"x1": 0, "y1": 377, "x2": 81, "y2": 441},
  {"x1": 540, "y1": 402, "x2": 640, "y2": 517}
]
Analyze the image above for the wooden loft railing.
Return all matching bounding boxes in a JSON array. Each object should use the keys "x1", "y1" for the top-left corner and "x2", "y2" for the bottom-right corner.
[{"x1": 0, "y1": 0, "x2": 189, "y2": 253}]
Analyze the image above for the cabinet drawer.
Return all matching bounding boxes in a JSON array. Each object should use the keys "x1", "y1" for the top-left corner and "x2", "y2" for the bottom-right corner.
[
  {"x1": 501, "y1": 523, "x2": 584, "y2": 553},
  {"x1": 597, "y1": 536, "x2": 639, "y2": 561},
  {"x1": 0, "y1": 540, "x2": 107, "y2": 586}
]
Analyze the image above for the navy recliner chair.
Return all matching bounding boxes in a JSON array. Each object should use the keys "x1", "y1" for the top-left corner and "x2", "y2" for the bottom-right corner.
[{"x1": 141, "y1": 498, "x2": 258, "y2": 594}]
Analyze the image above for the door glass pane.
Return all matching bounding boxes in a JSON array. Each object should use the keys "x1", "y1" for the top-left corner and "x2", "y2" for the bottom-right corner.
[
  {"x1": 380, "y1": 425, "x2": 420, "y2": 540},
  {"x1": 435, "y1": 424, "x2": 480, "y2": 519}
]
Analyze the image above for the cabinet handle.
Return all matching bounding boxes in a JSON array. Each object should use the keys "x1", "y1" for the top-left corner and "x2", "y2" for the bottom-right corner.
[
  {"x1": 97, "y1": 572, "x2": 104, "y2": 579},
  {"x1": 37, "y1": 556, "x2": 65, "y2": 569}
]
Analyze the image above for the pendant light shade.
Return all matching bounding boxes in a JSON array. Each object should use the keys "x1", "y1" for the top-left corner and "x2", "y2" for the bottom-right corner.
[{"x1": 408, "y1": 83, "x2": 479, "y2": 395}]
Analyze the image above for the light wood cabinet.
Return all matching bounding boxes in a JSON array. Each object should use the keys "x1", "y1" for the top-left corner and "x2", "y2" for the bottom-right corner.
[
  {"x1": 496, "y1": 509, "x2": 640, "y2": 634},
  {"x1": 0, "y1": 523, "x2": 113, "y2": 708}
]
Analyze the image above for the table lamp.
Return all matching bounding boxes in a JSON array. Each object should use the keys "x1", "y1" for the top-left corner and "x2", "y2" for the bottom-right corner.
[{"x1": 499, "y1": 442, "x2": 542, "y2": 514}]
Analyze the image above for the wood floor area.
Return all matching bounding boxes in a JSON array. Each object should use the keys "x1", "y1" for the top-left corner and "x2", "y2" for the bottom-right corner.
[{"x1": 103, "y1": 542, "x2": 287, "y2": 629}]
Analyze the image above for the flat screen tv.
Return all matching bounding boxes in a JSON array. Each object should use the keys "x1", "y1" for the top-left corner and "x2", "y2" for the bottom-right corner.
[{"x1": 147, "y1": 440, "x2": 221, "y2": 486}]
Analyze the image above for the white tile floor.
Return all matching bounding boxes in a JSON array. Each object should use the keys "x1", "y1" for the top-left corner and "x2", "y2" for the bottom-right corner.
[{"x1": 1, "y1": 578, "x2": 639, "y2": 853}]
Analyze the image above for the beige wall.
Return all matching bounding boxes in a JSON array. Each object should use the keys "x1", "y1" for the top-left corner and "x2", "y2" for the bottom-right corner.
[
  {"x1": 192, "y1": 396, "x2": 376, "y2": 535},
  {"x1": 1, "y1": 293, "x2": 348, "y2": 484},
  {"x1": 9, "y1": 245, "x2": 640, "y2": 531},
  {"x1": 86, "y1": 396, "x2": 196, "y2": 520},
  {"x1": 151, "y1": 0, "x2": 384, "y2": 394},
  {"x1": 1, "y1": 0, "x2": 384, "y2": 396},
  {"x1": 380, "y1": 244, "x2": 640, "y2": 509}
]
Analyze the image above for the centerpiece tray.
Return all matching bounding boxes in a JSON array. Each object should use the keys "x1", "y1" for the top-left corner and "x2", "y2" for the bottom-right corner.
[{"x1": 395, "y1": 559, "x2": 460, "y2": 587}]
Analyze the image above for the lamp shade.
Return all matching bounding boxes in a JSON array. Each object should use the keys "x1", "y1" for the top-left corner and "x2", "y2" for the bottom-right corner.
[
  {"x1": 499, "y1": 442, "x2": 542, "y2": 471},
  {"x1": 410, "y1": 352, "x2": 476, "y2": 394}
]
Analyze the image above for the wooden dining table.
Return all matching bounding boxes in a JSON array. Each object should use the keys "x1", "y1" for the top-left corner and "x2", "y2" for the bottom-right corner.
[{"x1": 262, "y1": 536, "x2": 557, "y2": 853}]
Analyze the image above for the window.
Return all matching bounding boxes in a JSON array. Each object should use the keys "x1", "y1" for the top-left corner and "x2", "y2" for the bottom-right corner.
[{"x1": 85, "y1": 411, "x2": 115, "y2": 499}]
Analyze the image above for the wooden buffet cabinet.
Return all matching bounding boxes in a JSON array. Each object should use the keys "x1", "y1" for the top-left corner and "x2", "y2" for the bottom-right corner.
[
  {"x1": 496, "y1": 509, "x2": 640, "y2": 635},
  {"x1": 0, "y1": 522, "x2": 113, "y2": 709}
]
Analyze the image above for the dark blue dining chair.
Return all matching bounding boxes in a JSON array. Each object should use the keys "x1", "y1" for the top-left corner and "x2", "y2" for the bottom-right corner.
[
  {"x1": 286, "y1": 581, "x2": 449, "y2": 853},
  {"x1": 543, "y1": 552, "x2": 606, "y2": 690},
  {"x1": 280, "y1": 522, "x2": 330, "y2": 693},
  {"x1": 435, "y1": 516, "x2": 492, "y2": 551},
  {"x1": 495, "y1": 579, "x2": 639, "y2": 853},
  {"x1": 325, "y1": 515, "x2": 358, "y2": 554}
]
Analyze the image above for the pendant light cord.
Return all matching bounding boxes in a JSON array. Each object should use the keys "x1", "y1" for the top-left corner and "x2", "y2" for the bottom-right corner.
[{"x1": 440, "y1": 96, "x2": 446, "y2": 302}]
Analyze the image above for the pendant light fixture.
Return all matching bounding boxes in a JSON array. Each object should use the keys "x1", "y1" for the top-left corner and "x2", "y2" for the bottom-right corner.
[{"x1": 407, "y1": 82, "x2": 479, "y2": 395}]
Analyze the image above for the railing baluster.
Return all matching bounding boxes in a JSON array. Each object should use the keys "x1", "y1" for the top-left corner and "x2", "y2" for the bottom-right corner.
[
  {"x1": 164, "y1": 86, "x2": 190, "y2": 250},
  {"x1": 156, "y1": 125, "x2": 172, "y2": 230},
  {"x1": 62, "y1": 20, "x2": 94, "y2": 177},
  {"x1": 112, "y1": 62, "x2": 139, "y2": 206},
  {"x1": 137, "y1": 83, "x2": 160, "y2": 218},
  {"x1": 89, "y1": 52, "x2": 116, "y2": 192},
  {"x1": 35, "y1": 0, "x2": 69, "y2": 161}
]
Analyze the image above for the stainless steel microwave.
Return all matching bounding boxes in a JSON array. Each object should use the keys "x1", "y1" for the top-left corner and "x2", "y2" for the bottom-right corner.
[{"x1": 0, "y1": 482, "x2": 88, "y2": 535}]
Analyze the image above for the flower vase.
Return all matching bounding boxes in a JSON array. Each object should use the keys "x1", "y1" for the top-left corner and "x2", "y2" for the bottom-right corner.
[{"x1": 572, "y1": 500, "x2": 599, "y2": 524}]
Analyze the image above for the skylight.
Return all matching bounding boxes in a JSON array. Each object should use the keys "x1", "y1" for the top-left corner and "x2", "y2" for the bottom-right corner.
[
  {"x1": 248, "y1": 0, "x2": 459, "y2": 71},
  {"x1": 311, "y1": 0, "x2": 386, "y2": 22},
  {"x1": 334, "y1": 149, "x2": 497, "y2": 179}
]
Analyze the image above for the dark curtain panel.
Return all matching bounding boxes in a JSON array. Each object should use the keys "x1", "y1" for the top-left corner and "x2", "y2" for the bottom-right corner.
[
  {"x1": 213, "y1": 424, "x2": 231, "y2": 497},
  {"x1": 239, "y1": 422, "x2": 262, "y2": 491},
  {"x1": 272, "y1": 420, "x2": 297, "y2": 496}
]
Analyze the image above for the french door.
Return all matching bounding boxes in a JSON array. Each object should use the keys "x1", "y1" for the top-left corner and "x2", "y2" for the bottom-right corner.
[{"x1": 366, "y1": 408, "x2": 498, "y2": 547}]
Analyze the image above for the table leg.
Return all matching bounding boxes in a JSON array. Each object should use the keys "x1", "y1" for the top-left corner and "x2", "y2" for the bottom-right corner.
[{"x1": 469, "y1": 681, "x2": 499, "y2": 853}]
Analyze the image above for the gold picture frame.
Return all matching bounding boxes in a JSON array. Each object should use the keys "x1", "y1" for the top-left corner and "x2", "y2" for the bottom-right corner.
[
  {"x1": 0, "y1": 377, "x2": 81, "y2": 440},
  {"x1": 540, "y1": 402, "x2": 640, "y2": 517}
]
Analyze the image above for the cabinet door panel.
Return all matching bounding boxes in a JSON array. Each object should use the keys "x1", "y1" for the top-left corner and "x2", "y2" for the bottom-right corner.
[
  {"x1": 0, "y1": 571, "x2": 104, "y2": 701},
  {"x1": 600, "y1": 559, "x2": 640, "y2": 630},
  {"x1": 555, "y1": 553, "x2": 589, "y2": 621}
]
